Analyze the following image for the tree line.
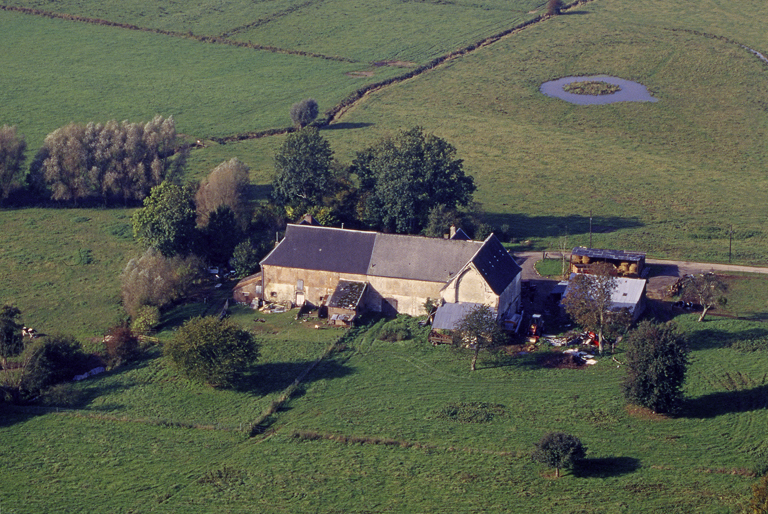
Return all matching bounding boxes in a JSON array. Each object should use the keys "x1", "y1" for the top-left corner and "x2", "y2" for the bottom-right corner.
[{"x1": 0, "y1": 116, "x2": 183, "y2": 207}]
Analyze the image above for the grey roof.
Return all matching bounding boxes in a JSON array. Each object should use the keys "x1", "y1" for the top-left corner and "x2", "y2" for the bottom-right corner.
[
  {"x1": 450, "y1": 228, "x2": 471, "y2": 240},
  {"x1": 262, "y1": 225, "x2": 521, "y2": 290},
  {"x1": 470, "y1": 235, "x2": 522, "y2": 295},
  {"x1": 261, "y1": 225, "x2": 376, "y2": 274},
  {"x1": 571, "y1": 247, "x2": 646, "y2": 263},
  {"x1": 432, "y1": 302, "x2": 487, "y2": 331},
  {"x1": 563, "y1": 274, "x2": 646, "y2": 313},
  {"x1": 368, "y1": 233, "x2": 482, "y2": 282}
]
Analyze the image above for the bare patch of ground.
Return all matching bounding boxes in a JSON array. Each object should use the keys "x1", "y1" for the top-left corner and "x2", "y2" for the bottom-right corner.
[
  {"x1": 372, "y1": 60, "x2": 416, "y2": 68},
  {"x1": 625, "y1": 405, "x2": 670, "y2": 421},
  {"x1": 537, "y1": 351, "x2": 585, "y2": 369},
  {"x1": 346, "y1": 71, "x2": 374, "y2": 78}
]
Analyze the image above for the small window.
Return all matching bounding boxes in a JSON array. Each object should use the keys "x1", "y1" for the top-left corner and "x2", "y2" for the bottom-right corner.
[{"x1": 297, "y1": 279, "x2": 304, "y2": 292}]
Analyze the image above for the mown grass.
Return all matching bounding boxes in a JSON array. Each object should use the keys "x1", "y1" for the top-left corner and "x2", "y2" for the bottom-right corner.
[{"x1": 1, "y1": 312, "x2": 766, "y2": 512}]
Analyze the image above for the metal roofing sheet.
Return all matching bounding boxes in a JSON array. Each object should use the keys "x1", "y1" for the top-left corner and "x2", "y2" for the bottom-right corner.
[
  {"x1": 571, "y1": 247, "x2": 645, "y2": 262},
  {"x1": 432, "y1": 302, "x2": 487, "y2": 331}
]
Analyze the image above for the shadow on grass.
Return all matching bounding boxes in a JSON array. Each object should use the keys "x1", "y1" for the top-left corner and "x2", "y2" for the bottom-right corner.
[
  {"x1": 573, "y1": 456, "x2": 641, "y2": 478},
  {"x1": 233, "y1": 358, "x2": 354, "y2": 395},
  {"x1": 484, "y1": 212, "x2": 643, "y2": 241},
  {"x1": 685, "y1": 326, "x2": 768, "y2": 351},
  {"x1": 247, "y1": 183, "x2": 272, "y2": 202},
  {"x1": 682, "y1": 384, "x2": 768, "y2": 418},
  {"x1": 323, "y1": 122, "x2": 374, "y2": 131}
]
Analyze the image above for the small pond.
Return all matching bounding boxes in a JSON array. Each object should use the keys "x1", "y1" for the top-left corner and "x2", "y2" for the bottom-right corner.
[{"x1": 540, "y1": 75, "x2": 658, "y2": 105}]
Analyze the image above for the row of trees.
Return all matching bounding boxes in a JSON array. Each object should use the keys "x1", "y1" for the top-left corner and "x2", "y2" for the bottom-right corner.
[
  {"x1": 272, "y1": 126, "x2": 479, "y2": 236},
  {"x1": 0, "y1": 116, "x2": 183, "y2": 207}
]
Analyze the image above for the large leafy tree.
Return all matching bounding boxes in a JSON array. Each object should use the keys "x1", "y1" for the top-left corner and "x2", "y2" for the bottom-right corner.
[
  {"x1": 532, "y1": 432, "x2": 587, "y2": 478},
  {"x1": 0, "y1": 125, "x2": 27, "y2": 206},
  {"x1": 679, "y1": 272, "x2": 727, "y2": 322},
  {"x1": 452, "y1": 304, "x2": 506, "y2": 371},
  {"x1": 164, "y1": 316, "x2": 260, "y2": 387},
  {"x1": 352, "y1": 127, "x2": 475, "y2": 234},
  {"x1": 561, "y1": 262, "x2": 631, "y2": 354},
  {"x1": 622, "y1": 321, "x2": 688, "y2": 414},
  {"x1": 271, "y1": 127, "x2": 334, "y2": 211},
  {"x1": 132, "y1": 181, "x2": 198, "y2": 257},
  {"x1": 200, "y1": 205, "x2": 243, "y2": 266},
  {"x1": 0, "y1": 305, "x2": 24, "y2": 369}
]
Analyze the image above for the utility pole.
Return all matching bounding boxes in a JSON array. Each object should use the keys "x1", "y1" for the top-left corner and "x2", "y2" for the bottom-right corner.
[{"x1": 589, "y1": 211, "x2": 593, "y2": 248}]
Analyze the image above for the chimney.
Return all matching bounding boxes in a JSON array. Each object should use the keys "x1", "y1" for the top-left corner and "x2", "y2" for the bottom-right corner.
[{"x1": 449, "y1": 225, "x2": 457, "y2": 239}]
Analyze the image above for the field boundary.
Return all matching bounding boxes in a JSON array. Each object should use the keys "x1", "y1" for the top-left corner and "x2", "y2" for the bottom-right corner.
[{"x1": 0, "y1": 4, "x2": 355, "y2": 62}]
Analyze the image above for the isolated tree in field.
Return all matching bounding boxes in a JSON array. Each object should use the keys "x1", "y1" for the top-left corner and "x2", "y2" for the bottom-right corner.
[
  {"x1": 622, "y1": 321, "x2": 688, "y2": 414},
  {"x1": 546, "y1": 0, "x2": 564, "y2": 15},
  {"x1": 0, "y1": 305, "x2": 24, "y2": 369},
  {"x1": 195, "y1": 158, "x2": 252, "y2": 230},
  {"x1": 132, "y1": 181, "x2": 198, "y2": 257},
  {"x1": 164, "y1": 316, "x2": 260, "y2": 387},
  {"x1": 103, "y1": 325, "x2": 141, "y2": 367},
  {"x1": 532, "y1": 432, "x2": 587, "y2": 478},
  {"x1": 0, "y1": 125, "x2": 27, "y2": 206},
  {"x1": 452, "y1": 304, "x2": 506, "y2": 371},
  {"x1": 561, "y1": 262, "x2": 630, "y2": 354},
  {"x1": 120, "y1": 248, "x2": 204, "y2": 319},
  {"x1": 679, "y1": 272, "x2": 727, "y2": 322},
  {"x1": 29, "y1": 116, "x2": 180, "y2": 205},
  {"x1": 272, "y1": 127, "x2": 334, "y2": 210},
  {"x1": 289, "y1": 98, "x2": 319, "y2": 129},
  {"x1": 351, "y1": 127, "x2": 475, "y2": 234}
]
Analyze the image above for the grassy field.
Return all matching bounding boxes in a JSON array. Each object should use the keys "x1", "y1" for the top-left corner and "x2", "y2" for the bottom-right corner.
[
  {"x1": 2, "y1": 0, "x2": 768, "y2": 510},
  {"x1": 1, "y1": 312, "x2": 767, "y2": 512}
]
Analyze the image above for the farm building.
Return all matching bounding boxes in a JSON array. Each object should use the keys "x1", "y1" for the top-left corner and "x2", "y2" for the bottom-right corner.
[
  {"x1": 243, "y1": 224, "x2": 522, "y2": 320},
  {"x1": 562, "y1": 273, "x2": 647, "y2": 321},
  {"x1": 570, "y1": 247, "x2": 646, "y2": 277}
]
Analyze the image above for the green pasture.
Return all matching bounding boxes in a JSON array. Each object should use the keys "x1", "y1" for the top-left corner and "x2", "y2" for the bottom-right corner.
[
  {"x1": 306, "y1": 0, "x2": 768, "y2": 263},
  {"x1": 2, "y1": 312, "x2": 767, "y2": 512},
  {"x1": 0, "y1": 10, "x2": 402, "y2": 150}
]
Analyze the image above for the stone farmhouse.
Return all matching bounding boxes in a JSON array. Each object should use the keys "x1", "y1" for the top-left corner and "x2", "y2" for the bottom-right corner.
[{"x1": 234, "y1": 224, "x2": 522, "y2": 323}]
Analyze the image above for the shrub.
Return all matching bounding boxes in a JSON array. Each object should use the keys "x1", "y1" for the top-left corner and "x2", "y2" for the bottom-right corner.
[
  {"x1": 164, "y1": 316, "x2": 260, "y2": 387},
  {"x1": 21, "y1": 335, "x2": 89, "y2": 396},
  {"x1": 289, "y1": 98, "x2": 319, "y2": 128},
  {"x1": 532, "y1": 432, "x2": 587, "y2": 477},
  {"x1": 378, "y1": 321, "x2": 412, "y2": 342},
  {"x1": 103, "y1": 325, "x2": 140, "y2": 367},
  {"x1": 131, "y1": 305, "x2": 160, "y2": 335}
]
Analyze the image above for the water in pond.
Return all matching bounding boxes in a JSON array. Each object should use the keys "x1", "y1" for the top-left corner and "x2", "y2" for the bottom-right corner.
[{"x1": 540, "y1": 75, "x2": 658, "y2": 105}]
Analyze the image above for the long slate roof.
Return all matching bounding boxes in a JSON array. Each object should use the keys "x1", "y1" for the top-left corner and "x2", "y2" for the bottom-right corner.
[
  {"x1": 261, "y1": 225, "x2": 521, "y2": 291},
  {"x1": 260, "y1": 225, "x2": 376, "y2": 274},
  {"x1": 571, "y1": 247, "x2": 646, "y2": 263}
]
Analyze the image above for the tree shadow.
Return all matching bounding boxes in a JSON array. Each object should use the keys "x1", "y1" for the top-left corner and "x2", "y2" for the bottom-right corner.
[
  {"x1": 323, "y1": 122, "x2": 374, "y2": 131},
  {"x1": 682, "y1": 384, "x2": 768, "y2": 419},
  {"x1": 483, "y1": 212, "x2": 643, "y2": 242},
  {"x1": 685, "y1": 326, "x2": 768, "y2": 351},
  {"x1": 247, "y1": 183, "x2": 272, "y2": 202},
  {"x1": 573, "y1": 456, "x2": 641, "y2": 478},
  {"x1": 232, "y1": 358, "x2": 354, "y2": 395}
]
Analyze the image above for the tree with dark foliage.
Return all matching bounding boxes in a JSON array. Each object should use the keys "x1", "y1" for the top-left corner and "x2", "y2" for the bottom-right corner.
[
  {"x1": 622, "y1": 321, "x2": 688, "y2": 414},
  {"x1": 351, "y1": 127, "x2": 475, "y2": 234},
  {"x1": 532, "y1": 432, "x2": 587, "y2": 477},
  {"x1": 0, "y1": 305, "x2": 24, "y2": 369},
  {"x1": 164, "y1": 316, "x2": 260, "y2": 387},
  {"x1": 452, "y1": 304, "x2": 506, "y2": 371},
  {"x1": 0, "y1": 125, "x2": 27, "y2": 206},
  {"x1": 272, "y1": 127, "x2": 334, "y2": 211},
  {"x1": 132, "y1": 181, "x2": 198, "y2": 257}
]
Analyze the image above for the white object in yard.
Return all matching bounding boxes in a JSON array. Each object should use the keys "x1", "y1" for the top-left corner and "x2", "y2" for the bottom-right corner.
[
  {"x1": 208, "y1": 267, "x2": 219, "y2": 274},
  {"x1": 585, "y1": 359, "x2": 598, "y2": 365},
  {"x1": 215, "y1": 283, "x2": 222, "y2": 288}
]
